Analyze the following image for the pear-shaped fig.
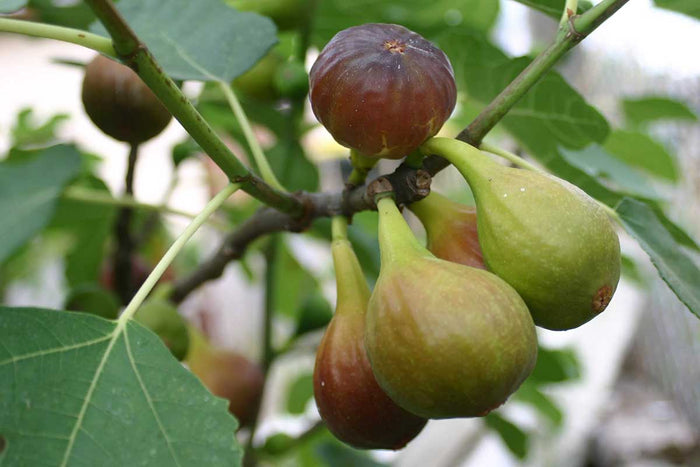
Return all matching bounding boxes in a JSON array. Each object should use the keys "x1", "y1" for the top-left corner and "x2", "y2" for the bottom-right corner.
[
  {"x1": 186, "y1": 327, "x2": 264, "y2": 428},
  {"x1": 409, "y1": 192, "x2": 485, "y2": 269},
  {"x1": 423, "y1": 138, "x2": 621, "y2": 331},
  {"x1": 134, "y1": 299, "x2": 189, "y2": 360},
  {"x1": 309, "y1": 23, "x2": 456, "y2": 159},
  {"x1": 82, "y1": 54, "x2": 172, "y2": 143},
  {"x1": 313, "y1": 224, "x2": 426, "y2": 449},
  {"x1": 365, "y1": 197, "x2": 538, "y2": 419}
]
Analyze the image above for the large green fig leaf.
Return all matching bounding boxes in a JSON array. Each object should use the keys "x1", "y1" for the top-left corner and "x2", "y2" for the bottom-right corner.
[
  {"x1": 0, "y1": 145, "x2": 81, "y2": 264},
  {"x1": 654, "y1": 0, "x2": 700, "y2": 20},
  {"x1": 90, "y1": 0, "x2": 277, "y2": 82},
  {"x1": 616, "y1": 198, "x2": 700, "y2": 319},
  {"x1": 622, "y1": 96, "x2": 698, "y2": 127},
  {"x1": 0, "y1": 307, "x2": 241, "y2": 466}
]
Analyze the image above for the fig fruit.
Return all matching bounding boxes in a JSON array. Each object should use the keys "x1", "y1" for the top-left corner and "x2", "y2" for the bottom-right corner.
[
  {"x1": 186, "y1": 327, "x2": 264, "y2": 428},
  {"x1": 134, "y1": 299, "x2": 190, "y2": 360},
  {"x1": 365, "y1": 196, "x2": 537, "y2": 419},
  {"x1": 409, "y1": 192, "x2": 485, "y2": 269},
  {"x1": 313, "y1": 222, "x2": 427, "y2": 449},
  {"x1": 422, "y1": 137, "x2": 621, "y2": 330},
  {"x1": 233, "y1": 50, "x2": 285, "y2": 101},
  {"x1": 82, "y1": 54, "x2": 172, "y2": 143},
  {"x1": 309, "y1": 23, "x2": 456, "y2": 159},
  {"x1": 64, "y1": 283, "x2": 121, "y2": 320}
]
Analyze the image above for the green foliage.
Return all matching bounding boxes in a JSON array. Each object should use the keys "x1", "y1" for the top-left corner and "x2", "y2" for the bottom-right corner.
[
  {"x1": 603, "y1": 130, "x2": 678, "y2": 181},
  {"x1": 511, "y1": 0, "x2": 591, "y2": 19},
  {"x1": 0, "y1": 307, "x2": 242, "y2": 466},
  {"x1": 0, "y1": 0, "x2": 26, "y2": 14},
  {"x1": 485, "y1": 412, "x2": 529, "y2": 459},
  {"x1": 29, "y1": 0, "x2": 96, "y2": 29},
  {"x1": 286, "y1": 372, "x2": 314, "y2": 415},
  {"x1": 64, "y1": 283, "x2": 121, "y2": 320},
  {"x1": 0, "y1": 145, "x2": 81, "y2": 263},
  {"x1": 616, "y1": 198, "x2": 700, "y2": 318},
  {"x1": 11, "y1": 108, "x2": 68, "y2": 147},
  {"x1": 622, "y1": 96, "x2": 698, "y2": 128},
  {"x1": 654, "y1": 0, "x2": 700, "y2": 20},
  {"x1": 90, "y1": 0, "x2": 279, "y2": 82},
  {"x1": 530, "y1": 346, "x2": 581, "y2": 384}
]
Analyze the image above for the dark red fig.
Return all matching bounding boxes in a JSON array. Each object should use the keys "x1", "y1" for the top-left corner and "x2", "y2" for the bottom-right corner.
[
  {"x1": 409, "y1": 192, "x2": 485, "y2": 269},
  {"x1": 309, "y1": 23, "x2": 456, "y2": 159},
  {"x1": 82, "y1": 54, "x2": 172, "y2": 143},
  {"x1": 186, "y1": 327, "x2": 265, "y2": 428},
  {"x1": 313, "y1": 222, "x2": 427, "y2": 449}
]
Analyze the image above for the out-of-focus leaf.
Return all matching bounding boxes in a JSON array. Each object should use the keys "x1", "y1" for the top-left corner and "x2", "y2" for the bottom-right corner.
[
  {"x1": 0, "y1": 0, "x2": 26, "y2": 14},
  {"x1": 286, "y1": 372, "x2": 314, "y2": 415},
  {"x1": 0, "y1": 145, "x2": 81, "y2": 264},
  {"x1": 515, "y1": 381, "x2": 563, "y2": 427},
  {"x1": 313, "y1": 0, "x2": 500, "y2": 48},
  {"x1": 172, "y1": 138, "x2": 202, "y2": 167},
  {"x1": 621, "y1": 254, "x2": 647, "y2": 286},
  {"x1": 49, "y1": 176, "x2": 116, "y2": 286},
  {"x1": 616, "y1": 197, "x2": 700, "y2": 319},
  {"x1": 28, "y1": 0, "x2": 96, "y2": 29},
  {"x1": 272, "y1": 239, "x2": 318, "y2": 320},
  {"x1": 654, "y1": 0, "x2": 700, "y2": 20},
  {"x1": 0, "y1": 307, "x2": 242, "y2": 466},
  {"x1": 485, "y1": 413, "x2": 529, "y2": 459},
  {"x1": 560, "y1": 145, "x2": 660, "y2": 200},
  {"x1": 603, "y1": 130, "x2": 678, "y2": 182},
  {"x1": 529, "y1": 346, "x2": 581, "y2": 384},
  {"x1": 294, "y1": 291, "x2": 333, "y2": 337},
  {"x1": 622, "y1": 96, "x2": 697, "y2": 127},
  {"x1": 11, "y1": 108, "x2": 68, "y2": 148},
  {"x1": 315, "y1": 441, "x2": 389, "y2": 466},
  {"x1": 91, "y1": 0, "x2": 278, "y2": 82},
  {"x1": 267, "y1": 141, "x2": 319, "y2": 192},
  {"x1": 511, "y1": 0, "x2": 590, "y2": 18}
]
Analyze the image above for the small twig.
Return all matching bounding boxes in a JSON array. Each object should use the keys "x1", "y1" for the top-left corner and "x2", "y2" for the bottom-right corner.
[{"x1": 113, "y1": 143, "x2": 139, "y2": 304}]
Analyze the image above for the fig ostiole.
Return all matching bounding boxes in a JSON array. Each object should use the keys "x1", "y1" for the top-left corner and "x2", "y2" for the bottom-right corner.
[
  {"x1": 422, "y1": 137, "x2": 621, "y2": 330},
  {"x1": 309, "y1": 23, "x2": 456, "y2": 159},
  {"x1": 365, "y1": 197, "x2": 538, "y2": 419},
  {"x1": 82, "y1": 54, "x2": 172, "y2": 144},
  {"x1": 313, "y1": 217, "x2": 426, "y2": 450},
  {"x1": 409, "y1": 192, "x2": 485, "y2": 269}
]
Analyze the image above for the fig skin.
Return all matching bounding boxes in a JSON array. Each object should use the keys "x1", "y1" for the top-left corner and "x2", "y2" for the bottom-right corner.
[
  {"x1": 82, "y1": 54, "x2": 172, "y2": 144},
  {"x1": 186, "y1": 327, "x2": 264, "y2": 428},
  {"x1": 409, "y1": 192, "x2": 485, "y2": 269},
  {"x1": 365, "y1": 197, "x2": 538, "y2": 419},
  {"x1": 423, "y1": 138, "x2": 621, "y2": 331},
  {"x1": 313, "y1": 231, "x2": 427, "y2": 450},
  {"x1": 309, "y1": 23, "x2": 456, "y2": 159},
  {"x1": 134, "y1": 299, "x2": 190, "y2": 361}
]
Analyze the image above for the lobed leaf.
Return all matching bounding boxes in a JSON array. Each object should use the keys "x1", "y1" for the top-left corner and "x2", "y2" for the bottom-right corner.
[{"x1": 0, "y1": 307, "x2": 242, "y2": 466}]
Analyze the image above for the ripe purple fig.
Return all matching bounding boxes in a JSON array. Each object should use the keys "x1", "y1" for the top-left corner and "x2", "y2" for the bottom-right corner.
[
  {"x1": 365, "y1": 197, "x2": 538, "y2": 419},
  {"x1": 309, "y1": 23, "x2": 456, "y2": 159},
  {"x1": 82, "y1": 54, "x2": 172, "y2": 143},
  {"x1": 409, "y1": 192, "x2": 485, "y2": 269},
  {"x1": 313, "y1": 220, "x2": 426, "y2": 449}
]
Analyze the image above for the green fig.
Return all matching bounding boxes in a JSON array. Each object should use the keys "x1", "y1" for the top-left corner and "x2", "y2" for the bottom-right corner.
[
  {"x1": 409, "y1": 192, "x2": 485, "y2": 269},
  {"x1": 134, "y1": 299, "x2": 190, "y2": 360},
  {"x1": 64, "y1": 283, "x2": 121, "y2": 320},
  {"x1": 365, "y1": 197, "x2": 538, "y2": 419},
  {"x1": 233, "y1": 49, "x2": 285, "y2": 101},
  {"x1": 186, "y1": 327, "x2": 264, "y2": 428},
  {"x1": 423, "y1": 138, "x2": 621, "y2": 331},
  {"x1": 313, "y1": 220, "x2": 427, "y2": 449}
]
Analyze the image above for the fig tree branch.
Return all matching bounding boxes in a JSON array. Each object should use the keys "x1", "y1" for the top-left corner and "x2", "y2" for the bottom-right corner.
[
  {"x1": 169, "y1": 0, "x2": 631, "y2": 303},
  {"x1": 0, "y1": 17, "x2": 115, "y2": 55},
  {"x1": 82, "y1": 0, "x2": 304, "y2": 216}
]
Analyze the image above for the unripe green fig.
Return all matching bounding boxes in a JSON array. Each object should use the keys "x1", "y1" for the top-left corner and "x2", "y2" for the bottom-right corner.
[
  {"x1": 309, "y1": 23, "x2": 456, "y2": 159},
  {"x1": 134, "y1": 299, "x2": 189, "y2": 360},
  {"x1": 313, "y1": 225, "x2": 427, "y2": 449},
  {"x1": 274, "y1": 60, "x2": 309, "y2": 99},
  {"x1": 186, "y1": 327, "x2": 264, "y2": 428},
  {"x1": 233, "y1": 50, "x2": 285, "y2": 101},
  {"x1": 226, "y1": 0, "x2": 308, "y2": 31},
  {"x1": 64, "y1": 283, "x2": 121, "y2": 320},
  {"x1": 81, "y1": 55, "x2": 172, "y2": 143},
  {"x1": 422, "y1": 138, "x2": 621, "y2": 331},
  {"x1": 366, "y1": 197, "x2": 538, "y2": 419},
  {"x1": 409, "y1": 192, "x2": 485, "y2": 269}
]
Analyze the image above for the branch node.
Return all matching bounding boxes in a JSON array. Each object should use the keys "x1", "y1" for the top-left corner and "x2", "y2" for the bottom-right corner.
[{"x1": 366, "y1": 177, "x2": 394, "y2": 208}]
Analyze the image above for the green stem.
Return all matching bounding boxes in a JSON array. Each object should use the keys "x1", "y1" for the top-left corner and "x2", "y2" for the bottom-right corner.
[
  {"x1": 82, "y1": 0, "x2": 303, "y2": 216},
  {"x1": 559, "y1": 0, "x2": 578, "y2": 28},
  {"x1": 456, "y1": 0, "x2": 630, "y2": 145},
  {"x1": 218, "y1": 81, "x2": 286, "y2": 192},
  {"x1": 119, "y1": 183, "x2": 239, "y2": 323},
  {"x1": 0, "y1": 17, "x2": 116, "y2": 55},
  {"x1": 331, "y1": 216, "x2": 348, "y2": 242},
  {"x1": 348, "y1": 150, "x2": 378, "y2": 187},
  {"x1": 479, "y1": 142, "x2": 544, "y2": 173},
  {"x1": 376, "y1": 196, "x2": 425, "y2": 265}
]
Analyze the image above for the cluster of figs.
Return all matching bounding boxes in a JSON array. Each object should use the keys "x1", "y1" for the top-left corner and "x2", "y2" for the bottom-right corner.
[{"x1": 310, "y1": 24, "x2": 621, "y2": 449}]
